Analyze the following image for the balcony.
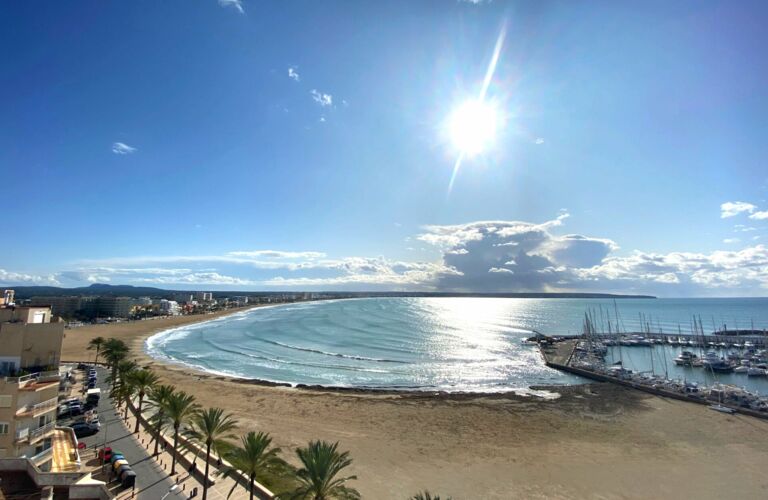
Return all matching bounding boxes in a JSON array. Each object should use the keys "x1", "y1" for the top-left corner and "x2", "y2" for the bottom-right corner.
[
  {"x1": 16, "y1": 397, "x2": 58, "y2": 418},
  {"x1": 30, "y1": 446, "x2": 53, "y2": 465},
  {"x1": 16, "y1": 422, "x2": 56, "y2": 444}
]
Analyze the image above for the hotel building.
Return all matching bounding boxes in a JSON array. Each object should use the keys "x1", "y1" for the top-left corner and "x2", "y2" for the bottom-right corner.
[{"x1": 0, "y1": 291, "x2": 65, "y2": 469}]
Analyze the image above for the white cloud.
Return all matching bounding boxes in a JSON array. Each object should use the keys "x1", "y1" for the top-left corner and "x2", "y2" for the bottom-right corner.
[
  {"x1": 734, "y1": 225, "x2": 757, "y2": 232},
  {"x1": 0, "y1": 269, "x2": 60, "y2": 286},
  {"x1": 288, "y1": 66, "x2": 300, "y2": 82},
  {"x1": 488, "y1": 267, "x2": 514, "y2": 274},
  {"x1": 723, "y1": 238, "x2": 740, "y2": 244},
  {"x1": 720, "y1": 201, "x2": 756, "y2": 218},
  {"x1": 310, "y1": 89, "x2": 333, "y2": 107},
  {"x1": 227, "y1": 250, "x2": 326, "y2": 259},
  {"x1": 749, "y1": 210, "x2": 768, "y2": 220},
  {"x1": 111, "y1": 142, "x2": 137, "y2": 155},
  {"x1": 218, "y1": 0, "x2": 244, "y2": 13},
  {"x1": 535, "y1": 138, "x2": 545, "y2": 145},
  {"x1": 136, "y1": 272, "x2": 255, "y2": 285}
]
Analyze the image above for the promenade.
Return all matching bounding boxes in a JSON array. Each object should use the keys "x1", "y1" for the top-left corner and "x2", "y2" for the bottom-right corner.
[{"x1": 78, "y1": 368, "x2": 259, "y2": 499}]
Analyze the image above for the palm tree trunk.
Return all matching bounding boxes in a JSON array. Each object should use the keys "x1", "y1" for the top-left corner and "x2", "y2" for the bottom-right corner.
[
  {"x1": 249, "y1": 475, "x2": 254, "y2": 500},
  {"x1": 202, "y1": 442, "x2": 211, "y2": 500},
  {"x1": 94, "y1": 347, "x2": 100, "y2": 365},
  {"x1": 111, "y1": 366, "x2": 118, "y2": 392},
  {"x1": 134, "y1": 393, "x2": 143, "y2": 433},
  {"x1": 171, "y1": 427, "x2": 179, "y2": 475},
  {"x1": 153, "y1": 413, "x2": 163, "y2": 456}
]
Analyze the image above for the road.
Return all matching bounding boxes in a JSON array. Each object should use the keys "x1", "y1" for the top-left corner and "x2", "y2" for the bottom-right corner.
[{"x1": 59, "y1": 366, "x2": 184, "y2": 499}]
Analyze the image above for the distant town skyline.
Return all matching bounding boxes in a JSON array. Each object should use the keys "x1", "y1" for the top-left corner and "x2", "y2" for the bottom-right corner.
[{"x1": 2, "y1": 1, "x2": 768, "y2": 297}]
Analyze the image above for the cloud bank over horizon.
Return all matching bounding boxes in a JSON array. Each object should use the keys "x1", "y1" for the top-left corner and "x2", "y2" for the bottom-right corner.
[{"x1": 3, "y1": 213, "x2": 768, "y2": 297}]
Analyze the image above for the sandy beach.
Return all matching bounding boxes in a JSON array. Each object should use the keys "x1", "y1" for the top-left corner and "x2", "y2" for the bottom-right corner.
[{"x1": 62, "y1": 309, "x2": 768, "y2": 499}]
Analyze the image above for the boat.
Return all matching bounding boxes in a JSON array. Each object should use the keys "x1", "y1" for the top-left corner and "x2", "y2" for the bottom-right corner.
[
  {"x1": 747, "y1": 367, "x2": 766, "y2": 377},
  {"x1": 708, "y1": 404, "x2": 736, "y2": 414},
  {"x1": 673, "y1": 351, "x2": 699, "y2": 366},
  {"x1": 710, "y1": 361, "x2": 735, "y2": 373},
  {"x1": 734, "y1": 365, "x2": 749, "y2": 374}
]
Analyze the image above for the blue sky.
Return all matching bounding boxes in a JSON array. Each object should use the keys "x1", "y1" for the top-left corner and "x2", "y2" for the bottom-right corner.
[{"x1": 2, "y1": 0, "x2": 768, "y2": 296}]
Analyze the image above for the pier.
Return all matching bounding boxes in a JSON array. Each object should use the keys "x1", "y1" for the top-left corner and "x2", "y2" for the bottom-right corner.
[{"x1": 531, "y1": 331, "x2": 768, "y2": 348}]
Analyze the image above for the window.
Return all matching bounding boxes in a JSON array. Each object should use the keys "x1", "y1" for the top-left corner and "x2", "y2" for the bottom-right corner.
[{"x1": 0, "y1": 423, "x2": 9, "y2": 435}]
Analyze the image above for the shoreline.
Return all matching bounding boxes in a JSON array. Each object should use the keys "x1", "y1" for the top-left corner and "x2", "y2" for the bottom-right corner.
[
  {"x1": 137, "y1": 301, "x2": 576, "y2": 398},
  {"x1": 61, "y1": 303, "x2": 768, "y2": 499}
]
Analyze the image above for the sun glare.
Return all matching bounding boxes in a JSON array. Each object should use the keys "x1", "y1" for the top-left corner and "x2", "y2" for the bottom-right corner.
[{"x1": 448, "y1": 99, "x2": 499, "y2": 157}]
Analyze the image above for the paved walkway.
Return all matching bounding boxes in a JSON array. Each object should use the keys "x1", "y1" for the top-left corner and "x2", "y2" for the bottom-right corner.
[
  {"x1": 62, "y1": 366, "x2": 264, "y2": 499},
  {"x1": 120, "y1": 403, "x2": 254, "y2": 500},
  {"x1": 77, "y1": 368, "x2": 183, "y2": 499}
]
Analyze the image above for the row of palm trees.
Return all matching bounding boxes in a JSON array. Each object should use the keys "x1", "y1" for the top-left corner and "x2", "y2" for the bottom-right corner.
[
  {"x1": 89, "y1": 336, "x2": 361, "y2": 500},
  {"x1": 88, "y1": 336, "x2": 449, "y2": 500}
]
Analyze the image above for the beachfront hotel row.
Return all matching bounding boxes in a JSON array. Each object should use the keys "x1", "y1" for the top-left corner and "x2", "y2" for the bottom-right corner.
[{"x1": 0, "y1": 290, "x2": 111, "y2": 498}]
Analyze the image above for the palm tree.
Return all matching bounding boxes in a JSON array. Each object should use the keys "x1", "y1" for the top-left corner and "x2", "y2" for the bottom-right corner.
[
  {"x1": 220, "y1": 431, "x2": 283, "y2": 500},
  {"x1": 163, "y1": 391, "x2": 199, "y2": 475},
  {"x1": 126, "y1": 369, "x2": 159, "y2": 433},
  {"x1": 187, "y1": 408, "x2": 239, "y2": 500},
  {"x1": 87, "y1": 337, "x2": 105, "y2": 365},
  {"x1": 289, "y1": 441, "x2": 360, "y2": 500},
  {"x1": 147, "y1": 384, "x2": 176, "y2": 456},
  {"x1": 410, "y1": 493, "x2": 452, "y2": 500},
  {"x1": 101, "y1": 338, "x2": 129, "y2": 391},
  {"x1": 110, "y1": 376, "x2": 136, "y2": 417}
]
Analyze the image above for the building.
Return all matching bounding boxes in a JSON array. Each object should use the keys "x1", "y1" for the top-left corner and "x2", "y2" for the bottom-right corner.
[
  {"x1": 29, "y1": 296, "x2": 83, "y2": 319},
  {"x1": 157, "y1": 299, "x2": 181, "y2": 316},
  {"x1": 194, "y1": 292, "x2": 213, "y2": 302},
  {"x1": 0, "y1": 300, "x2": 64, "y2": 469},
  {"x1": 79, "y1": 297, "x2": 136, "y2": 319}
]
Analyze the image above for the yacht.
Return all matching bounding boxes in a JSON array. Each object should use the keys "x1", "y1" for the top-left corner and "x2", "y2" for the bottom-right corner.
[{"x1": 673, "y1": 351, "x2": 699, "y2": 366}]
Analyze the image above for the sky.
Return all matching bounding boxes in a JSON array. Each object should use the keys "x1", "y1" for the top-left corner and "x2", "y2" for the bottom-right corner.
[{"x1": 2, "y1": 0, "x2": 768, "y2": 296}]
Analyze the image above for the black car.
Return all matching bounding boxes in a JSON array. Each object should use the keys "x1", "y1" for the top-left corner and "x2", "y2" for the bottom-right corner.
[{"x1": 70, "y1": 422, "x2": 99, "y2": 438}]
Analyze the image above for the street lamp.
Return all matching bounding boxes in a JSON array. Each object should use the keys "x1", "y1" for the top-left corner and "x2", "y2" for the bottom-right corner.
[{"x1": 161, "y1": 484, "x2": 181, "y2": 499}]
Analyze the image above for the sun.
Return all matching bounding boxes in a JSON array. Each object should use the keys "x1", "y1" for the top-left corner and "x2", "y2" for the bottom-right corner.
[{"x1": 448, "y1": 99, "x2": 500, "y2": 157}]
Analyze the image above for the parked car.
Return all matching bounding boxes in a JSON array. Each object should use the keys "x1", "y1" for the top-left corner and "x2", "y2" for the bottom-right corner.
[
  {"x1": 57, "y1": 405, "x2": 71, "y2": 418},
  {"x1": 70, "y1": 422, "x2": 99, "y2": 438},
  {"x1": 80, "y1": 419, "x2": 100, "y2": 430},
  {"x1": 68, "y1": 403, "x2": 83, "y2": 416}
]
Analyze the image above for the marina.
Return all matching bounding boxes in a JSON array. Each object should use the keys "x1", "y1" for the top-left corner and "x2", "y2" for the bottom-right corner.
[{"x1": 535, "y1": 318, "x2": 768, "y2": 418}]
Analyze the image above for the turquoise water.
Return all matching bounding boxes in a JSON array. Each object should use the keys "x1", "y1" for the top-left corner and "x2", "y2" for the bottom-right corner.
[{"x1": 145, "y1": 297, "x2": 768, "y2": 393}]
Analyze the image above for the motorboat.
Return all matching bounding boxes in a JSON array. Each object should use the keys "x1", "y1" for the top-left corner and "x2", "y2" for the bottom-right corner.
[{"x1": 673, "y1": 351, "x2": 699, "y2": 366}]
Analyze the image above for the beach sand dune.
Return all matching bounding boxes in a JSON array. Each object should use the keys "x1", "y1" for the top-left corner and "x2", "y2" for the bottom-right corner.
[{"x1": 62, "y1": 311, "x2": 768, "y2": 499}]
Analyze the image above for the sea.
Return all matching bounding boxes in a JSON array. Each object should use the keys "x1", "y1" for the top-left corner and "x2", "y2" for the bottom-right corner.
[{"x1": 145, "y1": 297, "x2": 768, "y2": 395}]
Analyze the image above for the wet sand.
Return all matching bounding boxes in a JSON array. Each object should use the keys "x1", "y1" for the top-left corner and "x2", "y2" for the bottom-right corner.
[{"x1": 62, "y1": 310, "x2": 768, "y2": 499}]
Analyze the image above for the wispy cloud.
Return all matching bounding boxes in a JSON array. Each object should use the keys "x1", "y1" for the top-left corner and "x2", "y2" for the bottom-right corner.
[
  {"x1": 749, "y1": 210, "x2": 768, "y2": 220},
  {"x1": 734, "y1": 224, "x2": 757, "y2": 232},
  {"x1": 535, "y1": 138, "x2": 545, "y2": 145},
  {"x1": 218, "y1": 0, "x2": 244, "y2": 14},
  {"x1": 288, "y1": 66, "x2": 300, "y2": 82},
  {"x1": 720, "y1": 201, "x2": 756, "y2": 218},
  {"x1": 0, "y1": 269, "x2": 60, "y2": 286},
  {"x1": 310, "y1": 89, "x2": 333, "y2": 107},
  {"x1": 723, "y1": 238, "x2": 740, "y2": 244},
  {"x1": 111, "y1": 142, "x2": 137, "y2": 155}
]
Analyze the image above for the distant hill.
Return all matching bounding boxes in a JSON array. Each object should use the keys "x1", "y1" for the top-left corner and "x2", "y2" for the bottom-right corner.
[
  {"x1": 7, "y1": 284, "x2": 655, "y2": 300},
  {"x1": 10, "y1": 283, "x2": 179, "y2": 299}
]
